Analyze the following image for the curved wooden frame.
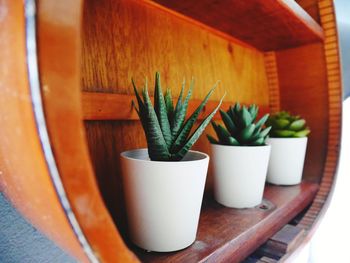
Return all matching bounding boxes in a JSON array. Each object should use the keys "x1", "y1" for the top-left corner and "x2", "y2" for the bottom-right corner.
[{"x1": 0, "y1": 0, "x2": 342, "y2": 262}]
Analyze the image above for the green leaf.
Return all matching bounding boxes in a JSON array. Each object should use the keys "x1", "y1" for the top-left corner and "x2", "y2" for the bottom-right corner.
[
  {"x1": 141, "y1": 85, "x2": 171, "y2": 161},
  {"x1": 274, "y1": 118, "x2": 290, "y2": 129},
  {"x1": 256, "y1": 114, "x2": 269, "y2": 130},
  {"x1": 153, "y1": 72, "x2": 172, "y2": 148},
  {"x1": 132, "y1": 78, "x2": 145, "y2": 112},
  {"x1": 171, "y1": 82, "x2": 219, "y2": 153},
  {"x1": 240, "y1": 123, "x2": 255, "y2": 142},
  {"x1": 207, "y1": 134, "x2": 219, "y2": 144},
  {"x1": 241, "y1": 106, "x2": 252, "y2": 128},
  {"x1": 171, "y1": 78, "x2": 194, "y2": 141},
  {"x1": 251, "y1": 137, "x2": 265, "y2": 146},
  {"x1": 220, "y1": 109, "x2": 237, "y2": 136},
  {"x1": 289, "y1": 119, "x2": 306, "y2": 131},
  {"x1": 228, "y1": 136, "x2": 240, "y2": 146},
  {"x1": 293, "y1": 129, "x2": 310, "y2": 137},
  {"x1": 248, "y1": 104, "x2": 258, "y2": 122},
  {"x1": 272, "y1": 129, "x2": 296, "y2": 137},
  {"x1": 260, "y1": 126, "x2": 271, "y2": 138},
  {"x1": 172, "y1": 94, "x2": 224, "y2": 160},
  {"x1": 165, "y1": 88, "x2": 174, "y2": 121}
]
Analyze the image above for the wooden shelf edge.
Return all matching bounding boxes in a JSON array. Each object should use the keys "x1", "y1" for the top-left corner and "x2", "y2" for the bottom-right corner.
[
  {"x1": 147, "y1": 0, "x2": 324, "y2": 51},
  {"x1": 81, "y1": 91, "x2": 270, "y2": 121},
  {"x1": 131, "y1": 181, "x2": 318, "y2": 262}
]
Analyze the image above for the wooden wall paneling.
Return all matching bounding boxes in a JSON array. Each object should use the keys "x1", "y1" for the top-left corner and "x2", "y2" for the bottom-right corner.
[
  {"x1": 275, "y1": 42, "x2": 329, "y2": 183},
  {"x1": 150, "y1": 0, "x2": 324, "y2": 51},
  {"x1": 0, "y1": 1, "x2": 88, "y2": 261},
  {"x1": 264, "y1": 52, "x2": 281, "y2": 113},
  {"x1": 82, "y1": 0, "x2": 270, "y2": 234},
  {"x1": 297, "y1": 0, "x2": 342, "y2": 230},
  {"x1": 36, "y1": 0, "x2": 137, "y2": 262}
]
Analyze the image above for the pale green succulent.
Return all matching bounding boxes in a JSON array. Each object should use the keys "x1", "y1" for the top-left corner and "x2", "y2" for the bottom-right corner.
[
  {"x1": 132, "y1": 72, "x2": 224, "y2": 161},
  {"x1": 267, "y1": 111, "x2": 310, "y2": 138},
  {"x1": 207, "y1": 102, "x2": 271, "y2": 146}
]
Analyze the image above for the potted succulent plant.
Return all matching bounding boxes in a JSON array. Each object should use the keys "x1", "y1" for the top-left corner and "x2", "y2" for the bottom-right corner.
[
  {"x1": 266, "y1": 111, "x2": 310, "y2": 185},
  {"x1": 207, "y1": 103, "x2": 271, "y2": 208},
  {"x1": 120, "y1": 72, "x2": 223, "y2": 252}
]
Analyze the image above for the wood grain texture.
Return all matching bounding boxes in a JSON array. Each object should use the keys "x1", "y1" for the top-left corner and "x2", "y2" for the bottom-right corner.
[
  {"x1": 131, "y1": 182, "x2": 318, "y2": 263},
  {"x1": 264, "y1": 52, "x2": 281, "y2": 113},
  {"x1": 298, "y1": 0, "x2": 342, "y2": 230},
  {"x1": 36, "y1": 1, "x2": 137, "y2": 262},
  {"x1": 151, "y1": 0, "x2": 324, "y2": 51},
  {"x1": 82, "y1": 92, "x2": 269, "y2": 121},
  {"x1": 275, "y1": 42, "x2": 329, "y2": 183},
  {"x1": 0, "y1": 1, "x2": 88, "y2": 261},
  {"x1": 82, "y1": 0, "x2": 269, "y2": 237}
]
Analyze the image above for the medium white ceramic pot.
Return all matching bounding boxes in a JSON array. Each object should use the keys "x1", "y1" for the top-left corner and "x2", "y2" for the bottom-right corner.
[
  {"x1": 120, "y1": 148, "x2": 209, "y2": 252},
  {"x1": 211, "y1": 144, "x2": 271, "y2": 208},
  {"x1": 266, "y1": 137, "x2": 308, "y2": 185}
]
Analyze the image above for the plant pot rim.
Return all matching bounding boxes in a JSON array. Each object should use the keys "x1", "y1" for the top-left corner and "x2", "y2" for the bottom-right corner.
[
  {"x1": 210, "y1": 143, "x2": 271, "y2": 149},
  {"x1": 120, "y1": 148, "x2": 209, "y2": 164},
  {"x1": 267, "y1": 137, "x2": 308, "y2": 140}
]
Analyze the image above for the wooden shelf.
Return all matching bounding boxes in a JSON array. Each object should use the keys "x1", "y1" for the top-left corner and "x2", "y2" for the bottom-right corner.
[
  {"x1": 81, "y1": 91, "x2": 269, "y2": 121},
  {"x1": 150, "y1": 0, "x2": 324, "y2": 51},
  {"x1": 130, "y1": 181, "x2": 318, "y2": 262}
]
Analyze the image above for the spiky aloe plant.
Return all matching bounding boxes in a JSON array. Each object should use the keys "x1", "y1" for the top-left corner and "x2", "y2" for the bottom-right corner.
[
  {"x1": 267, "y1": 111, "x2": 310, "y2": 138},
  {"x1": 132, "y1": 72, "x2": 224, "y2": 161},
  {"x1": 207, "y1": 103, "x2": 271, "y2": 146}
]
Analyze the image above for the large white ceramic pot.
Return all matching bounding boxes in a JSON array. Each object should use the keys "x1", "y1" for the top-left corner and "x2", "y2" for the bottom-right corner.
[
  {"x1": 266, "y1": 137, "x2": 308, "y2": 185},
  {"x1": 120, "y1": 148, "x2": 209, "y2": 252},
  {"x1": 211, "y1": 144, "x2": 271, "y2": 208}
]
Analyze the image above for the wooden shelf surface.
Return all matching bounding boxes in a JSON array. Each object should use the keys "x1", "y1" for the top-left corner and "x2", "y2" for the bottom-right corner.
[
  {"x1": 81, "y1": 91, "x2": 269, "y2": 121},
  {"x1": 131, "y1": 181, "x2": 318, "y2": 262},
  {"x1": 149, "y1": 0, "x2": 324, "y2": 51}
]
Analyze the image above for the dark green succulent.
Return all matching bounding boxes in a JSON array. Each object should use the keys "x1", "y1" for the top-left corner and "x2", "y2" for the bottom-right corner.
[
  {"x1": 132, "y1": 72, "x2": 224, "y2": 161},
  {"x1": 207, "y1": 102, "x2": 271, "y2": 146},
  {"x1": 267, "y1": 111, "x2": 310, "y2": 138}
]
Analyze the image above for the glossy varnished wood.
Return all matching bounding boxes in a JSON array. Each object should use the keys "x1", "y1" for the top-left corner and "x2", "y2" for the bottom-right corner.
[
  {"x1": 82, "y1": 92, "x2": 270, "y2": 121},
  {"x1": 132, "y1": 182, "x2": 318, "y2": 263},
  {"x1": 275, "y1": 42, "x2": 329, "y2": 183},
  {"x1": 151, "y1": 0, "x2": 324, "y2": 51},
  {"x1": 36, "y1": 1, "x2": 137, "y2": 262},
  {"x1": 0, "y1": 1, "x2": 88, "y2": 261}
]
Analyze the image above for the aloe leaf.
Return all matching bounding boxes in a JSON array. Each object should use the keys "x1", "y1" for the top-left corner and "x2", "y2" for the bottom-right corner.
[
  {"x1": 220, "y1": 109, "x2": 237, "y2": 136},
  {"x1": 171, "y1": 78, "x2": 194, "y2": 141},
  {"x1": 255, "y1": 114, "x2": 269, "y2": 130},
  {"x1": 207, "y1": 134, "x2": 219, "y2": 144},
  {"x1": 132, "y1": 78, "x2": 145, "y2": 111},
  {"x1": 172, "y1": 94, "x2": 224, "y2": 160},
  {"x1": 171, "y1": 82, "x2": 219, "y2": 153},
  {"x1": 165, "y1": 88, "x2": 174, "y2": 121},
  {"x1": 141, "y1": 86, "x2": 171, "y2": 161},
  {"x1": 293, "y1": 129, "x2": 310, "y2": 137},
  {"x1": 154, "y1": 72, "x2": 172, "y2": 148},
  {"x1": 289, "y1": 119, "x2": 306, "y2": 131},
  {"x1": 258, "y1": 126, "x2": 271, "y2": 138},
  {"x1": 240, "y1": 123, "x2": 255, "y2": 142}
]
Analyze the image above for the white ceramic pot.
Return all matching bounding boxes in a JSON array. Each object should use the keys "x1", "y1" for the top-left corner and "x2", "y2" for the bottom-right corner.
[
  {"x1": 211, "y1": 144, "x2": 271, "y2": 208},
  {"x1": 120, "y1": 148, "x2": 209, "y2": 252},
  {"x1": 266, "y1": 137, "x2": 308, "y2": 185}
]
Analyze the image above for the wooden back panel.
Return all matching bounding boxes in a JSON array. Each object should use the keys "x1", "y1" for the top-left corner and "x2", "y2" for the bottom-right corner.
[{"x1": 82, "y1": 0, "x2": 269, "y2": 236}]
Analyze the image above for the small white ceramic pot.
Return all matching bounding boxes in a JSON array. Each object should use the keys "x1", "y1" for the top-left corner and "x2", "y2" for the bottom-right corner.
[
  {"x1": 120, "y1": 148, "x2": 209, "y2": 252},
  {"x1": 211, "y1": 144, "x2": 271, "y2": 208},
  {"x1": 266, "y1": 137, "x2": 308, "y2": 185}
]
